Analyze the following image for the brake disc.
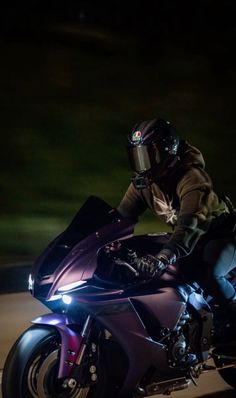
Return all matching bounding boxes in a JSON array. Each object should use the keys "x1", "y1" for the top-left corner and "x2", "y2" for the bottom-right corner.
[{"x1": 36, "y1": 349, "x2": 90, "y2": 398}]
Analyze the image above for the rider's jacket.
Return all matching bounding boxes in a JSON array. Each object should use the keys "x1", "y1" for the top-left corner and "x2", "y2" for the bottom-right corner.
[{"x1": 117, "y1": 141, "x2": 230, "y2": 258}]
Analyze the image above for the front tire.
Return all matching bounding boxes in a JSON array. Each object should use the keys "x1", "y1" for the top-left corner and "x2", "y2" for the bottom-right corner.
[{"x1": 2, "y1": 325, "x2": 90, "y2": 398}]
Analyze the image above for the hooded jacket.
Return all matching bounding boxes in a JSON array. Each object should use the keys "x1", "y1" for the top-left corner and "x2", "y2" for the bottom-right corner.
[{"x1": 117, "y1": 141, "x2": 229, "y2": 258}]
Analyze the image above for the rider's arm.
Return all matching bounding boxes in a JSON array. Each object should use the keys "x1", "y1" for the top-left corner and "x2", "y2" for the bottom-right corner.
[
  {"x1": 163, "y1": 167, "x2": 223, "y2": 258},
  {"x1": 117, "y1": 182, "x2": 147, "y2": 219}
]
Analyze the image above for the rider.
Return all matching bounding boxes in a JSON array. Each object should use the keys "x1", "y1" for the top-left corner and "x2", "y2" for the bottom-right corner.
[{"x1": 117, "y1": 118, "x2": 236, "y2": 320}]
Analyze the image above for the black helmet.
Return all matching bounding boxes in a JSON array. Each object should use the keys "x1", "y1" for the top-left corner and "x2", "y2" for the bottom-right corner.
[{"x1": 127, "y1": 118, "x2": 180, "y2": 189}]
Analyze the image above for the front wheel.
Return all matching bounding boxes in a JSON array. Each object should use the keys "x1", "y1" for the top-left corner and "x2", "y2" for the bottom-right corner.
[
  {"x1": 2, "y1": 325, "x2": 132, "y2": 398},
  {"x1": 2, "y1": 325, "x2": 91, "y2": 398}
]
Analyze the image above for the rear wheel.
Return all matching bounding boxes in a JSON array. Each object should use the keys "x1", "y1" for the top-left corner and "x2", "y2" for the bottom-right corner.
[
  {"x1": 213, "y1": 343, "x2": 236, "y2": 389},
  {"x1": 218, "y1": 368, "x2": 236, "y2": 389}
]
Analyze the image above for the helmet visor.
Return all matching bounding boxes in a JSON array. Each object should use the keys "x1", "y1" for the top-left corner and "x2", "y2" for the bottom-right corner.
[{"x1": 128, "y1": 144, "x2": 161, "y2": 173}]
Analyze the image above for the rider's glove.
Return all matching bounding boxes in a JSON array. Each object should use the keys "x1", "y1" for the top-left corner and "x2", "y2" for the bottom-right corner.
[{"x1": 135, "y1": 249, "x2": 176, "y2": 278}]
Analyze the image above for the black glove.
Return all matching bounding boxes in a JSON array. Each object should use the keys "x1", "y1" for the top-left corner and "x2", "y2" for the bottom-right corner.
[{"x1": 135, "y1": 249, "x2": 176, "y2": 278}]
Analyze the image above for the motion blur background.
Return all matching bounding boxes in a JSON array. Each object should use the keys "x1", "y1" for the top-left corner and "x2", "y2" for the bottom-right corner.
[{"x1": 0, "y1": 0, "x2": 236, "y2": 261}]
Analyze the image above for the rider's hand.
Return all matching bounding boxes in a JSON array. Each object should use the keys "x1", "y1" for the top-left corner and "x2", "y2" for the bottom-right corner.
[{"x1": 135, "y1": 249, "x2": 176, "y2": 278}]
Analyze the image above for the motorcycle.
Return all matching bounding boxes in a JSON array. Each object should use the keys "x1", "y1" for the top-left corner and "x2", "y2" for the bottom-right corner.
[{"x1": 2, "y1": 196, "x2": 236, "y2": 398}]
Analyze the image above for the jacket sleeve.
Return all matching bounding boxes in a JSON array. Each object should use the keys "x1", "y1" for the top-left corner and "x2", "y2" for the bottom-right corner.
[
  {"x1": 116, "y1": 183, "x2": 147, "y2": 220},
  {"x1": 164, "y1": 168, "x2": 217, "y2": 257}
]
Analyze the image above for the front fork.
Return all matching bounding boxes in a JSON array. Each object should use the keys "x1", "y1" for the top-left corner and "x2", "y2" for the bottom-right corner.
[{"x1": 32, "y1": 313, "x2": 93, "y2": 380}]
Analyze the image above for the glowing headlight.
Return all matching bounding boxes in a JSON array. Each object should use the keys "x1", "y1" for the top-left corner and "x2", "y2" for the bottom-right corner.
[
  {"x1": 47, "y1": 294, "x2": 72, "y2": 304},
  {"x1": 58, "y1": 280, "x2": 87, "y2": 292},
  {"x1": 62, "y1": 295, "x2": 72, "y2": 305},
  {"x1": 28, "y1": 274, "x2": 34, "y2": 290}
]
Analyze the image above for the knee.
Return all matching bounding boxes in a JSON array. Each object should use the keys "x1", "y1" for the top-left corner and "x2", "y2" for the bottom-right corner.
[{"x1": 204, "y1": 264, "x2": 224, "y2": 281}]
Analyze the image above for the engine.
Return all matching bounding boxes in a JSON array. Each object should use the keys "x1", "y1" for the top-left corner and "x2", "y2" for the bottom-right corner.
[{"x1": 165, "y1": 309, "x2": 196, "y2": 368}]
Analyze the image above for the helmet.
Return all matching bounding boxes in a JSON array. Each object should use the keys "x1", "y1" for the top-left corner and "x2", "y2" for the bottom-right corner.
[{"x1": 127, "y1": 118, "x2": 180, "y2": 189}]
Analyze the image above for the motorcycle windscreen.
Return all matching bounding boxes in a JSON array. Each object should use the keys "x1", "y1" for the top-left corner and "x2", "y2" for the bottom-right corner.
[{"x1": 33, "y1": 196, "x2": 127, "y2": 277}]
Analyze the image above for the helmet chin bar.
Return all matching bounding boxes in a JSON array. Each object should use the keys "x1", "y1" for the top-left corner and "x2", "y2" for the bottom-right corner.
[{"x1": 132, "y1": 172, "x2": 152, "y2": 190}]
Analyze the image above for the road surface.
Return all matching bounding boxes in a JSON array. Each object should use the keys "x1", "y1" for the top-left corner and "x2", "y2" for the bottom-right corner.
[{"x1": 0, "y1": 292, "x2": 235, "y2": 398}]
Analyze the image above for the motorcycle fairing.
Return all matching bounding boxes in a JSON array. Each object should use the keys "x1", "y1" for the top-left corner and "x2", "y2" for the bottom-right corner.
[
  {"x1": 131, "y1": 286, "x2": 188, "y2": 328},
  {"x1": 74, "y1": 287, "x2": 188, "y2": 397},
  {"x1": 31, "y1": 196, "x2": 135, "y2": 300},
  {"x1": 31, "y1": 282, "x2": 188, "y2": 390},
  {"x1": 46, "y1": 220, "x2": 133, "y2": 299}
]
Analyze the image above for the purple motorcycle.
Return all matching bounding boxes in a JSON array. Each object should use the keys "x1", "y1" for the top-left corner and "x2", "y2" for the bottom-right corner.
[{"x1": 2, "y1": 196, "x2": 236, "y2": 398}]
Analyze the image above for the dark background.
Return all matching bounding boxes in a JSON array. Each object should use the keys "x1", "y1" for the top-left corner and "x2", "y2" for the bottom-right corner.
[{"x1": 0, "y1": 0, "x2": 236, "y2": 258}]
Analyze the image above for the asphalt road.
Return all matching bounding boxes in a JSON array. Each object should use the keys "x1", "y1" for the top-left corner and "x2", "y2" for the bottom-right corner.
[{"x1": 0, "y1": 292, "x2": 235, "y2": 398}]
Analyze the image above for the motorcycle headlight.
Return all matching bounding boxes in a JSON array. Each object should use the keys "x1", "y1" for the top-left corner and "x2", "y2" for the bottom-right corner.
[
  {"x1": 47, "y1": 294, "x2": 72, "y2": 304},
  {"x1": 62, "y1": 295, "x2": 72, "y2": 305}
]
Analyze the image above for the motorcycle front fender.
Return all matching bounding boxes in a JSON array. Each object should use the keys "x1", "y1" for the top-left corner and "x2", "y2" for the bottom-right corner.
[{"x1": 32, "y1": 313, "x2": 83, "y2": 379}]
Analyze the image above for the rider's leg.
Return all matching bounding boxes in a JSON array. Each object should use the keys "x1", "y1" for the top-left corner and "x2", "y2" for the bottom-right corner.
[
  {"x1": 200, "y1": 236, "x2": 236, "y2": 306},
  {"x1": 196, "y1": 236, "x2": 236, "y2": 334}
]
